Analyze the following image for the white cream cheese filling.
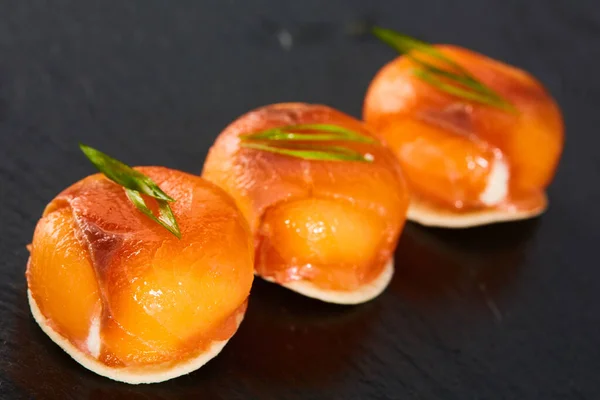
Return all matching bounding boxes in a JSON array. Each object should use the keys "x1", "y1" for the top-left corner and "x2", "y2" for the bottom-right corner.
[
  {"x1": 479, "y1": 156, "x2": 509, "y2": 206},
  {"x1": 86, "y1": 312, "x2": 102, "y2": 358}
]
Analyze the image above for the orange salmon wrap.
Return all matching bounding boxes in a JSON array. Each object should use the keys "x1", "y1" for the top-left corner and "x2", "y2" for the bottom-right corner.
[
  {"x1": 202, "y1": 103, "x2": 410, "y2": 304},
  {"x1": 26, "y1": 167, "x2": 254, "y2": 384},
  {"x1": 363, "y1": 45, "x2": 564, "y2": 227}
]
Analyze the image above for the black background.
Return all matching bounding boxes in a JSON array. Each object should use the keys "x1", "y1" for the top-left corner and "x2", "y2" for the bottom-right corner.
[{"x1": 1, "y1": 1, "x2": 599, "y2": 399}]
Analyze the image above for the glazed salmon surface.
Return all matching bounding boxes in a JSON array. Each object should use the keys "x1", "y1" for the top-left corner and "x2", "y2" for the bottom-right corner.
[
  {"x1": 363, "y1": 45, "x2": 564, "y2": 211},
  {"x1": 202, "y1": 103, "x2": 410, "y2": 291},
  {"x1": 27, "y1": 167, "x2": 254, "y2": 367}
]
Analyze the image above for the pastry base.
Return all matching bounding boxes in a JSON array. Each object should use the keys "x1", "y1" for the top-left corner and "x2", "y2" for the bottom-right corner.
[
  {"x1": 260, "y1": 258, "x2": 394, "y2": 305},
  {"x1": 407, "y1": 193, "x2": 548, "y2": 228}
]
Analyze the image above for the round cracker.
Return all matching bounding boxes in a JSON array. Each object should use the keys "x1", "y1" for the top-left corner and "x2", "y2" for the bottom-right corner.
[
  {"x1": 28, "y1": 289, "x2": 243, "y2": 384},
  {"x1": 260, "y1": 258, "x2": 394, "y2": 305},
  {"x1": 407, "y1": 194, "x2": 548, "y2": 228}
]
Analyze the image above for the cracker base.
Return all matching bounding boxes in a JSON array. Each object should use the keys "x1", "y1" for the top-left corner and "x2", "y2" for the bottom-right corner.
[
  {"x1": 260, "y1": 258, "x2": 394, "y2": 305},
  {"x1": 407, "y1": 194, "x2": 548, "y2": 228}
]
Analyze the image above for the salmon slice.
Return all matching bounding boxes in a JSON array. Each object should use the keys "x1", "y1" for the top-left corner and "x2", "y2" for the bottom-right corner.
[
  {"x1": 202, "y1": 103, "x2": 410, "y2": 293},
  {"x1": 27, "y1": 167, "x2": 254, "y2": 368},
  {"x1": 363, "y1": 45, "x2": 564, "y2": 212}
]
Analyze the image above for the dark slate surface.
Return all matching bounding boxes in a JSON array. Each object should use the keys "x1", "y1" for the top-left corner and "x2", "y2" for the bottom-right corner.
[{"x1": 1, "y1": 1, "x2": 599, "y2": 399}]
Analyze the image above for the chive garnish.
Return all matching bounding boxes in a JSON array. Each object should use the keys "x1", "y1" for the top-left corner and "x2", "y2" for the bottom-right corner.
[
  {"x1": 239, "y1": 124, "x2": 376, "y2": 162},
  {"x1": 372, "y1": 26, "x2": 516, "y2": 112},
  {"x1": 79, "y1": 144, "x2": 181, "y2": 238}
]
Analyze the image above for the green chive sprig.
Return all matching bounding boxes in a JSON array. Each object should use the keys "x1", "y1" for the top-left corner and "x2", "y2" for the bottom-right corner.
[
  {"x1": 372, "y1": 27, "x2": 516, "y2": 112},
  {"x1": 239, "y1": 124, "x2": 376, "y2": 162},
  {"x1": 79, "y1": 144, "x2": 181, "y2": 238}
]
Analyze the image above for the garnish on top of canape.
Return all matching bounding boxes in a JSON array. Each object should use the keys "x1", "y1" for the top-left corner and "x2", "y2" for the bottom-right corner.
[
  {"x1": 363, "y1": 27, "x2": 564, "y2": 228},
  {"x1": 26, "y1": 146, "x2": 253, "y2": 384},
  {"x1": 372, "y1": 27, "x2": 516, "y2": 112},
  {"x1": 80, "y1": 144, "x2": 181, "y2": 238},
  {"x1": 239, "y1": 123, "x2": 377, "y2": 162}
]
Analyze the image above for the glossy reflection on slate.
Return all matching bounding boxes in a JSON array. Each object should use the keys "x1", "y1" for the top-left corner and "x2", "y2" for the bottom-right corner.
[{"x1": 393, "y1": 221, "x2": 539, "y2": 309}]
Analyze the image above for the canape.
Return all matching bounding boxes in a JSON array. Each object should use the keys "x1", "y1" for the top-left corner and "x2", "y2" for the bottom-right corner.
[
  {"x1": 26, "y1": 147, "x2": 254, "y2": 384},
  {"x1": 202, "y1": 103, "x2": 410, "y2": 304},
  {"x1": 363, "y1": 28, "x2": 564, "y2": 227}
]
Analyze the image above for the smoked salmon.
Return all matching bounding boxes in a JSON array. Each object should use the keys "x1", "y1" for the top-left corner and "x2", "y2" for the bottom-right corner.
[
  {"x1": 27, "y1": 165, "x2": 254, "y2": 384},
  {"x1": 364, "y1": 30, "x2": 564, "y2": 227},
  {"x1": 202, "y1": 103, "x2": 410, "y2": 304}
]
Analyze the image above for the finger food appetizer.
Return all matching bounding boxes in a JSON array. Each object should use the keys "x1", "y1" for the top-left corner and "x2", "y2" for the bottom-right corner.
[
  {"x1": 202, "y1": 103, "x2": 410, "y2": 304},
  {"x1": 363, "y1": 28, "x2": 564, "y2": 228},
  {"x1": 26, "y1": 145, "x2": 254, "y2": 384}
]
